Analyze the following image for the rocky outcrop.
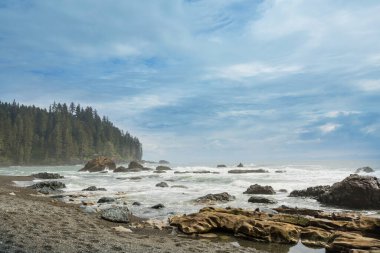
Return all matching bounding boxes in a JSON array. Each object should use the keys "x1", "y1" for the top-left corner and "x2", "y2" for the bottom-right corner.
[
  {"x1": 243, "y1": 184, "x2": 275, "y2": 195},
  {"x1": 101, "y1": 206, "x2": 130, "y2": 223},
  {"x1": 156, "y1": 182, "x2": 169, "y2": 188},
  {"x1": 195, "y1": 192, "x2": 235, "y2": 204},
  {"x1": 355, "y1": 166, "x2": 375, "y2": 173},
  {"x1": 82, "y1": 186, "x2": 106, "y2": 191},
  {"x1": 31, "y1": 172, "x2": 63, "y2": 179},
  {"x1": 169, "y1": 207, "x2": 380, "y2": 252},
  {"x1": 156, "y1": 166, "x2": 171, "y2": 171},
  {"x1": 318, "y1": 174, "x2": 380, "y2": 209},
  {"x1": 217, "y1": 164, "x2": 227, "y2": 168},
  {"x1": 237, "y1": 163, "x2": 244, "y2": 167},
  {"x1": 79, "y1": 156, "x2": 116, "y2": 172},
  {"x1": 28, "y1": 181, "x2": 66, "y2": 194},
  {"x1": 289, "y1": 185, "x2": 331, "y2": 199},
  {"x1": 228, "y1": 169, "x2": 268, "y2": 174},
  {"x1": 248, "y1": 196, "x2": 277, "y2": 204}
]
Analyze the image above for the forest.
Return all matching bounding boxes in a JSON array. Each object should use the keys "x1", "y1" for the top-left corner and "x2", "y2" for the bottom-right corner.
[{"x1": 0, "y1": 100, "x2": 142, "y2": 165}]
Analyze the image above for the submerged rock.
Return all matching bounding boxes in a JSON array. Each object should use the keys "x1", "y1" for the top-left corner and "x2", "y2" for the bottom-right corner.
[
  {"x1": 31, "y1": 172, "x2": 63, "y2": 179},
  {"x1": 275, "y1": 170, "x2": 286, "y2": 173},
  {"x1": 243, "y1": 184, "x2": 275, "y2": 195},
  {"x1": 217, "y1": 164, "x2": 227, "y2": 168},
  {"x1": 154, "y1": 171, "x2": 166, "y2": 174},
  {"x1": 156, "y1": 182, "x2": 169, "y2": 188},
  {"x1": 355, "y1": 166, "x2": 375, "y2": 173},
  {"x1": 113, "y1": 166, "x2": 129, "y2": 172},
  {"x1": 151, "y1": 203, "x2": 165, "y2": 209},
  {"x1": 79, "y1": 156, "x2": 116, "y2": 172},
  {"x1": 82, "y1": 186, "x2": 106, "y2": 191},
  {"x1": 289, "y1": 185, "x2": 331, "y2": 199},
  {"x1": 97, "y1": 197, "x2": 116, "y2": 203},
  {"x1": 247, "y1": 196, "x2": 277, "y2": 204},
  {"x1": 101, "y1": 206, "x2": 130, "y2": 223},
  {"x1": 195, "y1": 192, "x2": 235, "y2": 204},
  {"x1": 159, "y1": 160, "x2": 170, "y2": 164},
  {"x1": 318, "y1": 174, "x2": 380, "y2": 209},
  {"x1": 228, "y1": 169, "x2": 268, "y2": 174},
  {"x1": 156, "y1": 165, "x2": 171, "y2": 171},
  {"x1": 132, "y1": 201, "x2": 141, "y2": 206},
  {"x1": 278, "y1": 189, "x2": 288, "y2": 193}
]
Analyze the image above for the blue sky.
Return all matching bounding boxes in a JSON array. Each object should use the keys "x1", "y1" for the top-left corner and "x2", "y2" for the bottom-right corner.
[{"x1": 1, "y1": 0, "x2": 380, "y2": 164}]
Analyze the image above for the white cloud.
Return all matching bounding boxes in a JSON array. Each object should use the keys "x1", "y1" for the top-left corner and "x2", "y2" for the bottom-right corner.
[
  {"x1": 217, "y1": 109, "x2": 276, "y2": 118},
  {"x1": 357, "y1": 79, "x2": 380, "y2": 92},
  {"x1": 319, "y1": 123, "x2": 341, "y2": 134},
  {"x1": 208, "y1": 62, "x2": 302, "y2": 81},
  {"x1": 325, "y1": 111, "x2": 360, "y2": 118}
]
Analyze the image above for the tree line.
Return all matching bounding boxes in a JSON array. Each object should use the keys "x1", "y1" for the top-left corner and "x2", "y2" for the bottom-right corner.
[{"x1": 0, "y1": 100, "x2": 142, "y2": 165}]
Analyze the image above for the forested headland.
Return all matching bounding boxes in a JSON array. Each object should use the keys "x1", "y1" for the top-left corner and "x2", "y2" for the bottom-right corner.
[{"x1": 0, "y1": 101, "x2": 142, "y2": 165}]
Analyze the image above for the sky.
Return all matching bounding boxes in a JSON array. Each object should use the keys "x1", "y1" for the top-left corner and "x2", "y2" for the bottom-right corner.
[{"x1": 0, "y1": 0, "x2": 380, "y2": 164}]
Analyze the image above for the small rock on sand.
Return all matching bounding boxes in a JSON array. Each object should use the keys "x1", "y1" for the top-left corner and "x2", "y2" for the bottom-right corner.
[{"x1": 112, "y1": 226, "x2": 132, "y2": 233}]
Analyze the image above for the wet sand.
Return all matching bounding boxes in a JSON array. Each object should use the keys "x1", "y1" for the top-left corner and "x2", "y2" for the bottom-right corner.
[{"x1": 0, "y1": 176, "x2": 264, "y2": 253}]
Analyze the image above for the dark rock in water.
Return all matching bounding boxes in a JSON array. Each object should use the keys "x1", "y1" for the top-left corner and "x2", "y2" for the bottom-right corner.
[
  {"x1": 237, "y1": 163, "x2": 244, "y2": 167},
  {"x1": 156, "y1": 182, "x2": 169, "y2": 187},
  {"x1": 159, "y1": 160, "x2": 170, "y2": 164},
  {"x1": 248, "y1": 196, "x2": 277, "y2": 204},
  {"x1": 228, "y1": 169, "x2": 268, "y2": 174},
  {"x1": 156, "y1": 165, "x2": 171, "y2": 171},
  {"x1": 128, "y1": 161, "x2": 144, "y2": 170},
  {"x1": 154, "y1": 170, "x2": 166, "y2": 174},
  {"x1": 151, "y1": 203, "x2": 165, "y2": 209},
  {"x1": 243, "y1": 184, "x2": 275, "y2": 195},
  {"x1": 79, "y1": 156, "x2": 116, "y2": 172},
  {"x1": 289, "y1": 185, "x2": 331, "y2": 199},
  {"x1": 174, "y1": 171, "x2": 191, "y2": 174},
  {"x1": 28, "y1": 181, "x2": 66, "y2": 195},
  {"x1": 82, "y1": 186, "x2": 106, "y2": 191},
  {"x1": 217, "y1": 164, "x2": 227, "y2": 168},
  {"x1": 171, "y1": 185, "x2": 188, "y2": 189},
  {"x1": 101, "y1": 206, "x2": 130, "y2": 223},
  {"x1": 132, "y1": 201, "x2": 141, "y2": 206},
  {"x1": 275, "y1": 170, "x2": 286, "y2": 173},
  {"x1": 318, "y1": 174, "x2": 380, "y2": 209},
  {"x1": 114, "y1": 166, "x2": 129, "y2": 172},
  {"x1": 31, "y1": 172, "x2": 63, "y2": 179},
  {"x1": 278, "y1": 189, "x2": 288, "y2": 193},
  {"x1": 128, "y1": 177, "x2": 142, "y2": 180},
  {"x1": 195, "y1": 192, "x2": 235, "y2": 204},
  {"x1": 355, "y1": 166, "x2": 375, "y2": 173},
  {"x1": 97, "y1": 197, "x2": 116, "y2": 203},
  {"x1": 193, "y1": 170, "x2": 212, "y2": 174}
]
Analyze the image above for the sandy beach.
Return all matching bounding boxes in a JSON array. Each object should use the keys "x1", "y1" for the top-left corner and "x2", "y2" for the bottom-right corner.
[{"x1": 0, "y1": 175, "x2": 265, "y2": 253}]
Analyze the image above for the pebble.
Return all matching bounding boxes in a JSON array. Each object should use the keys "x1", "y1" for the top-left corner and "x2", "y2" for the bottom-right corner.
[
  {"x1": 9, "y1": 192, "x2": 16, "y2": 196},
  {"x1": 112, "y1": 226, "x2": 133, "y2": 233}
]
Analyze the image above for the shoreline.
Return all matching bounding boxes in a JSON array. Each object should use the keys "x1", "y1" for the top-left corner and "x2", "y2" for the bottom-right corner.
[{"x1": 0, "y1": 175, "x2": 265, "y2": 253}]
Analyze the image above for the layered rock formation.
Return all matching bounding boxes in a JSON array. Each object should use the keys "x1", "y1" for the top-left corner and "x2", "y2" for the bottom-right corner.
[{"x1": 169, "y1": 207, "x2": 380, "y2": 252}]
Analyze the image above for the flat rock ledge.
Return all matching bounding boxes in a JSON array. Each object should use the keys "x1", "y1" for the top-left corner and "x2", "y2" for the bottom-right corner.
[{"x1": 169, "y1": 207, "x2": 380, "y2": 253}]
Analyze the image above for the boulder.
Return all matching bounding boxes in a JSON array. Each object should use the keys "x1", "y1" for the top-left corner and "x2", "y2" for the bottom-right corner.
[
  {"x1": 195, "y1": 192, "x2": 235, "y2": 204},
  {"x1": 217, "y1": 164, "x2": 227, "y2": 168},
  {"x1": 159, "y1": 160, "x2": 170, "y2": 164},
  {"x1": 101, "y1": 206, "x2": 130, "y2": 223},
  {"x1": 97, "y1": 197, "x2": 116, "y2": 203},
  {"x1": 128, "y1": 161, "x2": 144, "y2": 170},
  {"x1": 355, "y1": 166, "x2": 375, "y2": 173},
  {"x1": 248, "y1": 196, "x2": 277, "y2": 204},
  {"x1": 79, "y1": 156, "x2": 116, "y2": 172},
  {"x1": 289, "y1": 185, "x2": 331, "y2": 199},
  {"x1": 132, "y1": 201, "x2": 141, "y2": 206},
  {"x1": 156, "y1": 166, "x2": 171, "y2": 171},
  {"x1": 82, "y1": 186, "x2": 107, "y2": 191},
  {"x1": 31, "y1": 172, "x2": 63, "y2": 179},
  {"x1": 228, "y1": 169, "x2": 268, "y2": 174},
  {"x1": 156, "y1": 182, "x2": 169, "y2": 188},
  {"x1": 318, "y1": 174, "x2": 380, "y2": 209},
  {"x1": 237, "y1": 163, "x2": 244, "y2": 167},
  {"x1": 151, "y1": 203, "x2": 165, "y2": 209},
  {"x1": 28, "y1": 181, "x2": 66, "y2": 194},
  {"x1": 243, "y1": 184, "x2": 275, "y2": 195},
  {"x1": 278, "y1": 189, "x2": 288, "y2": 193}
]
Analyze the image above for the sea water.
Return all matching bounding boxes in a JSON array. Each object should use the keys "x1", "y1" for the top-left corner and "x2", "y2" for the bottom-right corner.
[{"x1": 1, "y1": 161, "x2": 379, "y2": 253}]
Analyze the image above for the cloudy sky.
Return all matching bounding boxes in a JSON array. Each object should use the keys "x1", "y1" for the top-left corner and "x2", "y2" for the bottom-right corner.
[{"x1": 1, "y1": 0, "x2": 380, "y2": 164}]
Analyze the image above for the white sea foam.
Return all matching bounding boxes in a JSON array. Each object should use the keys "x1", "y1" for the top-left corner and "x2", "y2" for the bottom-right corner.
[{"x1": 1, "y1": 161, "x2": 379, "y2": 219}]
